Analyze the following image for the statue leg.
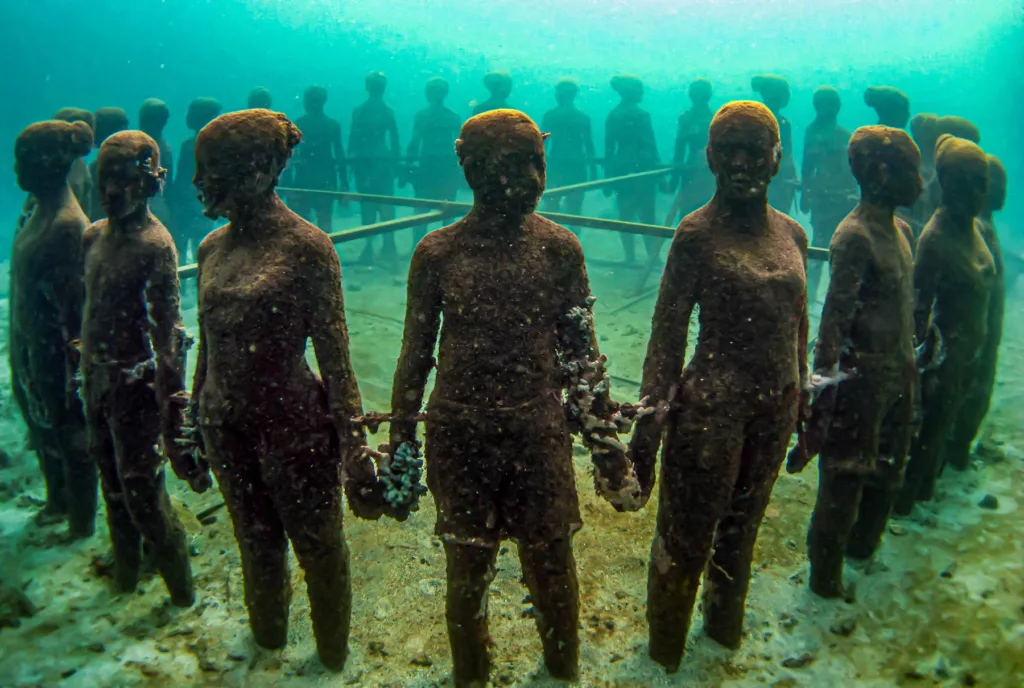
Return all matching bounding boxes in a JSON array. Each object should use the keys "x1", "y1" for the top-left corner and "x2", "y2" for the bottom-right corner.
[
  {"x1": 617, "y1": 190, "x2": 638, "y2": 263},
  {"x1": 206, "y1": 423, "x2": 291, "y2": 649},
  {"x1": 704, "y1": 405, "x2": 794, "y2": 643},
  {"x1": 60, "y1": 412, "x2": 98, "y2": 539},
  {"x1": 111, "y1": 385, "x2": 193, "y2": 607},
  {"x1": 637, "y1": 186, "x2": 664, "y2": 263},
  {"x1": 312, "y1": 197, "x2": 335, "y2": 234},
  {"x1": 268, "y1": 426, "x2": 351, "y2": 671},
  {"x1": 944, "y1": 351, "x2": 996, "y2": 471},
  {"x1": 807, "y1": 470, "x2": 863, "y2": 598},
  {"x1": 897, "y1": 363, "x2": 962, "y2": 511},
  {"x1": 517, "y1": 537, "x2": 579, "y2": 679},
  {"x1": 444, "y1": 541, "x2": 498, "y2": 688},
  {"x1": 90, "y1": 402, "x2": 141, "y2": 593},
  {"x1": 33, "y1": 431, "x2": 68, "y2": 524},
  {"x1": 648, "y1": 406, "x2": 745, "y2": 671}
]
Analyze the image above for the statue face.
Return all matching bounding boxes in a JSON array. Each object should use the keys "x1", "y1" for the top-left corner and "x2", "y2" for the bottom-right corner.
[
  {"x1": 193, "y1": 151, "x2": 235, "y2": 221},
  {"x1": 943, "y1": 167, "x2": 988, "y2": 218},
  {"x1": 707, "y1": 124, "x2": 779, "y2": 202},
  {"x1": 886, "y1": 155, "x2": 924, "y2": 208},
  {"x1": 99, "y1": 157, "x2": 151, "y2": 220},
  {"x1": 463, "y1": 134, "x2": 546, "y2": 216}
]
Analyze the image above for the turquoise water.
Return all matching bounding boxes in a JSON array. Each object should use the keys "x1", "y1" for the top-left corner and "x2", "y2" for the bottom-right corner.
[{"x1": 1, "y1": 1, "x2": 1022, "y2": 686}]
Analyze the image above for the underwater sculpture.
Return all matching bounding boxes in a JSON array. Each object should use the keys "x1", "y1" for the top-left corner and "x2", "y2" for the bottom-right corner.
[
  {"x1": 389, "y1": 109, "x2": 641, "y2": 687},
  {"x1": 629, "y1": 101, "x2": 809, "y2": 671},
  {"x1": 471, "y1": 71, "x2": 513, "y2": 116},
  {"x1": 52, "y1": 108, "x2": 95, "y2": 211},
  {"x1": 404, "y1": 76, "x2": 463, "y2": 246},
  {"x1": 944, "y1": 155, "x2": 1007, "y2": 470},
  {"x1": 800, "y1": 86, "x2": 859, "y2": 301},
  {"x1": 171, "y1": 97, "x2": 221, "y2": 261},
  {"x1": 752, "y1": 74, "x2": 799, "y2": 215},
  {"x1": 184, "y1": 109, "x2": 374, "y2": 671},
  {"x1": 138, "y1": 98, "x2": 174, "y2": 224},
  {"x1": 864, "y1": 86, "x2": 911, "y2": 129},
  {"x1": 787, "y1": 126, "x2": 922, "y2": 598},
  {"x1": 290, "y1": 85, "x2": 346, "y2": 234},
  {"x1": 81, "y1": 131, "x2": 199, "y2": 606},
  {"x1": 350, "y1": 70, "x2": 401, "y2": 263},
  {"x1": 247, "y1": 86, "x2": 273, "y2": 110},
  {"x1": 86, "y1": 107, "x2": 130, "y2": 221},
  {"x1": 906, "y1": 113, "x2": 942, "y2": 238},
  {"x1": 540, "y1": 78, "x2": 597, "y2": 224},
  {"x1": 10, "y1": 119, "x2": 97, "y2": 537},
  {"x1": 895, "y1": 135, "x2": 995, "y2": 514},
  {"x1": 918, "y1": 116, "x2": 982, "y2": 231},
  {"x1": 605, "y1": 74, "x2": 663, "y2": 263},
  {"x1": 665, "y1": 78, "x2": 715, "y2": 226}
]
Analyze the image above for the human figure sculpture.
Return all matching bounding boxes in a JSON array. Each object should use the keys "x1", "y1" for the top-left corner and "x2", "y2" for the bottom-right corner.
[
  {"x1": 919, "y1": 116, "x2": 981, "y2": 228},
  {"x1": 52, "y1": 108, "x2": 95, "y2": 211},
  {"x1": 944, "y1": 155, "x2": 1007, "y2": 470},
  {"x1": 471, "y1": 71, "x2": 512, "y2": 116},
  {"x1": 138, "y1": 98, "x2": 174, "y2": 225},
  {"x1": 895, "y1": 135, "x2": 995, "y2": 514},
  {"x1": 350, "y1": 71, "x2": 401, "y2": 263},
  {"x1": 81, "y1": 131, "x2": 201, "y2": 605},
  {"x1": 752, "y1": 75, "x2": 799, "y2": 215},
  {"x1": 864, "y1": 86, "x2": 911, "y2": 129},
  {"x1": 665, "y1": 78, "x2": 715, "y2": 226},
  {"x1": 86, "y1": 108, "x2": 130, "y2": 221},
  {"x1": 389, "y1": 109, "x2": 640, "y2": 687},
  {"x1": 247, "y1": 86, "x2": 272, "y2": 110},
  {"x1": 906, "y1": 113, "x2": 941, "y2": 238},
  {"x1": 800, "y1": 86, "x2": 858, "y2": 302},
  {"x1": 540, "y1": 78, "x2": 597, "y2": 227},
  {"x1": 787, "y1": 126, "x2": 922, "y2": 598},
  {"x1": 629, "y1": 101, "x2": 809, "y2": 671},
  {"x1": 605, "y1": 74, "x2": 662, "y2": 263},
  {"x1": 171, "y1": 97, "x2": 222, "y2": 261},
  {"x1": 290, "y1": 86, "x2": 346, "y2": 235},
  {"x1": 10, "y1": 119, "x2": 97, "y2": 537},
  {"x1": 185, "y1": 109, "x2": 378, "y2": 671},
  {"x1": 404, "y1": 76, "x2": 462, "y2": 247}
]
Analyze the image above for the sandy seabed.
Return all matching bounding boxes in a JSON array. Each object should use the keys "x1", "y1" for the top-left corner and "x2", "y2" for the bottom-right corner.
[{"x1": 0, "y1": 207, "x2": 1021, "y2": 688}]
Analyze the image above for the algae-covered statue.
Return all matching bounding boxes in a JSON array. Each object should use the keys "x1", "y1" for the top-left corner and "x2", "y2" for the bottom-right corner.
[
  {"x1": 471, "y1": 71, "x2": 513, "y2": 116},
  {"x1": 541, "y1": 78, "x2": 597, "y2": 224},
  {"x1": 389, "y1": 109, "x2": 641, "y2": 687},
  {"x1": 81, "y1": 131, "x2": 200, "y2": 606},
  {"x1": 944, "y1": 155, "x2": 1007, "y2": 470},
  {"x1": 629, "y1": 101, "x2": 809, "y2": 671},
  {"x1": 290, "y1": 86, "x2": 346, "y2": 234},
  {"x1": 184, "y1": 109, "x2": 377, "y2": 671},
  {"x1": 752, "y1": 74, "x2": 799, "y2": 215},
  {"x1": 665, "y1": 78, "x2": 715, "y2": 226},
  {"x1": 52, "y1": 108, "x2": 95, "y2": 211},
  {"x1": 800, "y1": 86, "x2": 858, "y2": 301},
  {"x1": 605, "y1": 74, "x2": 662, "y2": 263},
  {"x1": 86, "y1": 107, "x2": 130, "y2": 221},
  {"x1": 787, "y1": 126, "x2": 922, "y2": 598},
  {"x1": 895, "y1": 135, "x2": 995, "y2": 514},
  {"x1": 404, "y1": 77, "x2": 462, "y2": 246},
  {"x1": 10, "y1": 119, "x2": 97, "y2": 538},
  {"x1": 138, "y1": 98, "x2": 174, "y2": 225},
  {"x1": 171, "y1": 97, "x2": 221, "y2": 261},
  {"x1": 864, "y1": 86, "x2": 911, "y2": 129},
  {"x1": 350, "y1": 70, "x2": 401, "y2": 263},
  {"x1": 247, "y1": 86, "x2": 272, "y2": 110}
]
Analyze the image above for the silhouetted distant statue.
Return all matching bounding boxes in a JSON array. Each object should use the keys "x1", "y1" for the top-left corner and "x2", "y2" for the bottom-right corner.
[
  {"x1": 290, "y1": 86, "x2": 346, "y2": 234},
  {"x1": 666, "y1": 78, "x2": 715, "y2": 226},
  {"x1": 171, "y1": 97, "x2": 221, "y2": 261},
  {"x1": 247, "y1": 86, "x2": 272, "y2": 110},
  {"x1": 864, "y1": 86, "x2": 911, "y2": 129},
  {"x1": 752, "y1": 74, "x2": 799, "y2": 215},
  {"x1": 605, "y1": 74, "x2": 662, "y2": 263},
  {"x1": 52, "y1": 108, "x2": 95, "y2": 211},
  {"x1": 471, "y1": 71, "x2": 513, "y2": 116},
  {"x1": 350, "y1": 71, "x2": 401, "y2": 263},
  {"x1": 86, "y1": 107, "x2": 130, "y2": 221},
  {"x1": 139, "y1": 98, "x2": 174, "y2": 225},
  {"x1": 540, "y1": 79, "x2": 596, "y2": 230}
]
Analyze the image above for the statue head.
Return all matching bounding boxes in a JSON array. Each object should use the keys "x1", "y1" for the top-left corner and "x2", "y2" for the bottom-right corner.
[
  {"x1": 97, "y1": 130, "x2": 166, "y2": 220},
  {"x1": 706, "y1": 101, "x2": 781, "y2": 202},
  {"x1": 847, "y1": 125, "x2": 923, "y2": 208}
]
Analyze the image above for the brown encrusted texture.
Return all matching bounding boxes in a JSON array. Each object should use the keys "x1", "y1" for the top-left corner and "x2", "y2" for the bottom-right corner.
[
  {"x1": 349, "y1": 71, "x2": 401, "y2": 261},
  {"x1": 81, "y1": 131, "x2": 194, "y2": 605},
  {"x1": 389, "y1": 109, "x2": 625, "y2": 686},
  {"x1": 863, "y1": 86, "x2": 910, "y2": 128},
  {"x1": 191, "y1": 109, "x2": 365, "y2": 671},
  {"x1": 605, "y1": 75, "x2": 662, "y2": 262},
  {"x1": 752, "y1": 76, "x2": 798, "y2": 213},
  {"x1": 944, "y1": 155, "x2": 1007, "y2": 469},
  {"x1": 801, "y1": 126, "x2": 920, "y2": 597},
  {"x1": 630, "y1": 100, "x2": 808, "y2": 671},
  {"x1": 10, "y1": 120, "x2": 97, "y2": 538},
  {"x1": 407, "y1": 77, "x2": 462, "y2": 245},
  {"x1": 87, "y1": 108, "x2": 130, "y2": 221},
  {"x1": 667, "y1": 79, "x2": 715, "y2": 224},
  {"x1": 289, "y1": 87, "x2": 346, "y2": 233},
  {"x1": 52, "y1": 109, "x2": 95, "y2": 212},
  {"x1": 802, "y1": 86, "x2": 858, "y2": 300},
  {"x1": 895, "y1": 135, "x2": 995, "y2": 514}
]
